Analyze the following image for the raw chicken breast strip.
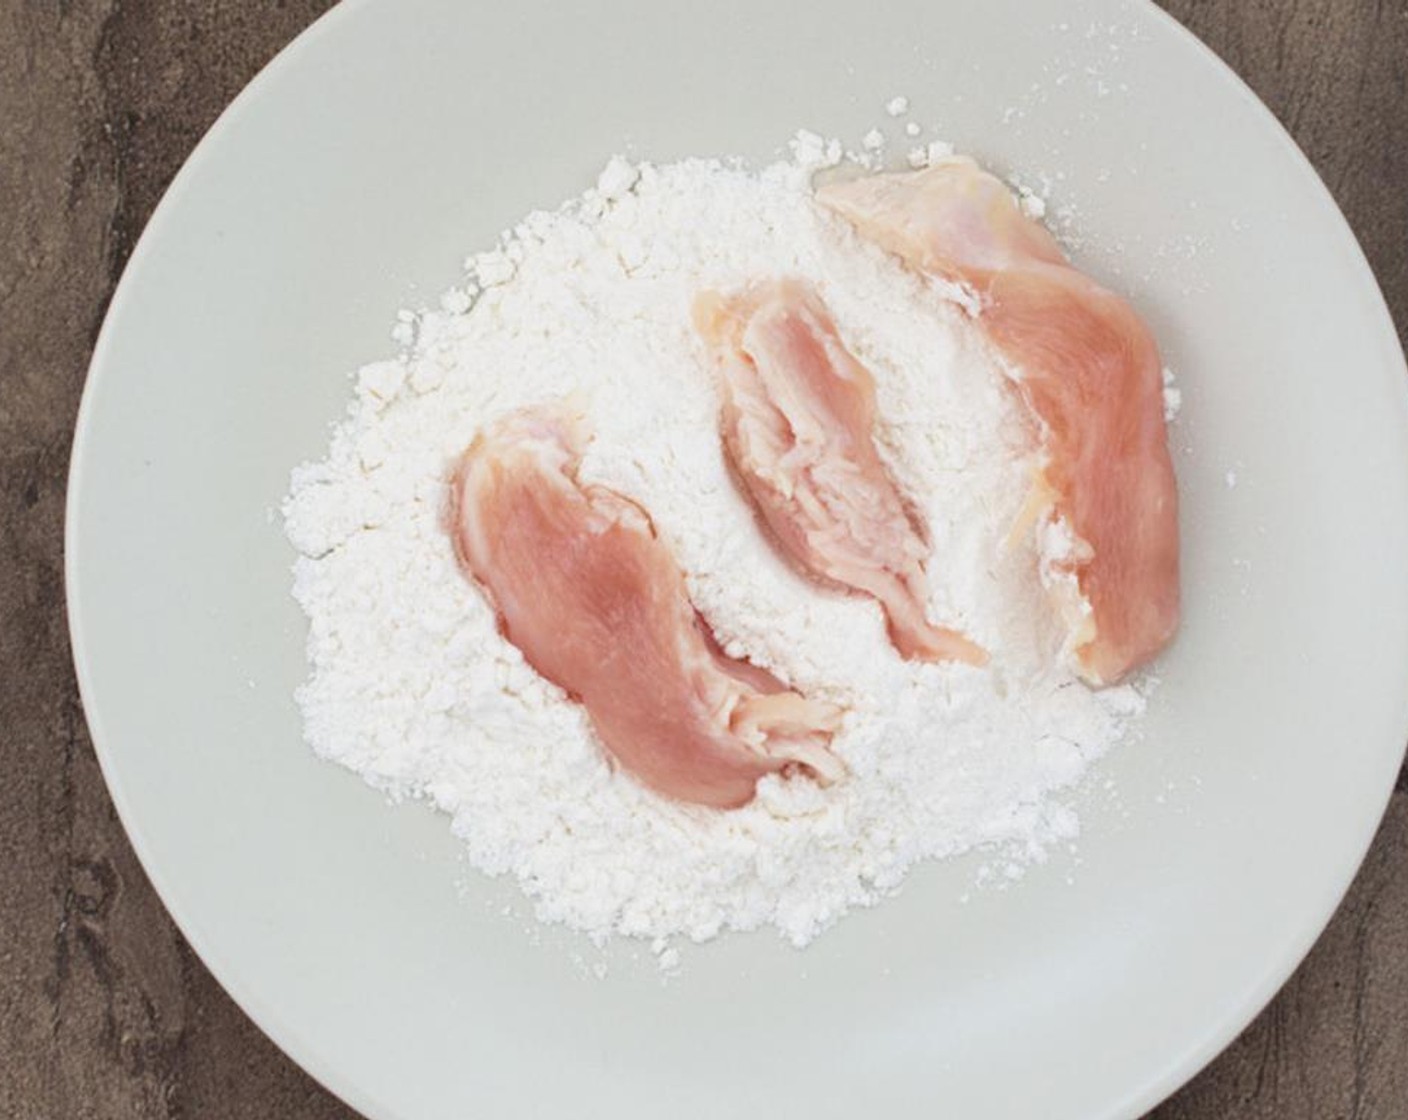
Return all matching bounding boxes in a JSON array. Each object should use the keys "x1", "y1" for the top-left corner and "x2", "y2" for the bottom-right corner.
[
  {"x1": 817, "y1": 159, "x2": 1179, "y2": 685},
  {"x1": 694, "y1": 279, "x2": 986, "y2": 667},
  {"x1": 449, "y1": 402, "x2": 844, "y2": 810}
]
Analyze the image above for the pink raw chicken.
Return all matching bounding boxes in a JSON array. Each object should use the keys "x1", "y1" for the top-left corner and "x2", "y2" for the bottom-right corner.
[
  {"x1": 694, "y1": 280, "x2": 986, "y2": 666},
  {"x1": 449, "y1": 403, "x2": 844, "y2": 809},
  {"x1": 818, "y1": 158, "x2": 1179, "y2": 685}
]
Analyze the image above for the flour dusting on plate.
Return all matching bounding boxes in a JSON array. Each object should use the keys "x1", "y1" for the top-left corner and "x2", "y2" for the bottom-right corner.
[{"x1": 283, "y1": 137, "x2": 1149, "y2": 954}]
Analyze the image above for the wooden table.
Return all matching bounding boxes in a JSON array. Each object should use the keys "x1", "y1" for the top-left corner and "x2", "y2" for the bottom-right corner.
[{"x1": 1, "y1": 2, "x2": 1404, "y2": 1115}]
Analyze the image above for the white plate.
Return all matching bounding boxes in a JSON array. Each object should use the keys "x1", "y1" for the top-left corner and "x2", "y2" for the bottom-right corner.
[{"x1": 66, "y1": 1, "x2": 1408, "y2": 1117}]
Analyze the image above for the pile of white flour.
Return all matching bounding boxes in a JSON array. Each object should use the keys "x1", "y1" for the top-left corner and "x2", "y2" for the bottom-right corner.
[{"x1": 283, "y1": 139, "x2": 1148, "y2": 951}]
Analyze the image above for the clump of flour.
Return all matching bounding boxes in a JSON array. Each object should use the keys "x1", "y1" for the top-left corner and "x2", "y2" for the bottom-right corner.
[{"x1": 284, "y1": 137, "x2": 1147, "y2": 951}]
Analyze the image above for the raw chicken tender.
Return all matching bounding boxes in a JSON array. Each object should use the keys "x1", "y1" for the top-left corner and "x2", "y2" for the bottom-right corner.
[
  {"x1": 449, "y1": 402, "x2": 844, "y2": 809},
  {"x1": 818, "y1": 158, "x2": 1179, "y2": 684},
  {"x1": 694, "y1": 279, "x2": 986, "y2": 666}
]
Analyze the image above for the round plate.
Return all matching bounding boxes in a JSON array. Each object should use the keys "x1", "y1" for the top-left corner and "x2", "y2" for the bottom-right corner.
[{"x1": 66, "y1": 1, "x2": 1408, "y2": 1117}]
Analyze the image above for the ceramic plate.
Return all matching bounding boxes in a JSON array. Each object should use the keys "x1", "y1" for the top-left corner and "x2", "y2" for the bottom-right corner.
[{"x1": 66, "y1": 1, "x2": 1408, "y2": 1116}]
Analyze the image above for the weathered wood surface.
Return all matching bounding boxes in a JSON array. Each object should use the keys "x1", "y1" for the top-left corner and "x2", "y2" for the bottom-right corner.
[{"x1": 0, "y1": 1, "x2": 1403, "y2": 1116}]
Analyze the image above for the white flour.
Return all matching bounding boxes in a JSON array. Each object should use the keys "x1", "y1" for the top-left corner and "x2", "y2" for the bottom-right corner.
[{"x1": 284, "y1": 138, "x2": 1147, "y2": 953}]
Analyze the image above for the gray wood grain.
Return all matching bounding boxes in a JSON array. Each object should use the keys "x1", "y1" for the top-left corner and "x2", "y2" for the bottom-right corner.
[{"x1": 0, "y1": 1, "x2": 1403, "y2": 1117}]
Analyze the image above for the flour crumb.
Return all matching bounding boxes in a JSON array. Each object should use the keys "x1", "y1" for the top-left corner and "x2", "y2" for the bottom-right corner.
[
  {"x1": 1162, "y1": 367, "x2": 1182, "y2": 422},
  {"x1": 789, "y1": 129, "x2": 843, "y2": 170},
  {"x1": 440, "y1": 288, "x2": 473, "y2": 316},
  {"x1": 595, "y1": 155, "x2": 640, "y2": 201},
  {"x1": 905, "y1": 121, "x2": 922, "y2": 138},
  {"x1": 862, "y1": 128, "x2": 886, "y2": 151},
  {"x1": 651, "y1": 937, "x2": 683, "y2": 973},
  {"x1": 907, "y1": 140, "x2": 956, "y2": 170},
  {"x1": 471, "y1": 249, "x2": 517, "y2": 288},
  {"x1": 1018, "y1": 188, "x2": 1048, "y2": 220},
  {"x1": 885, "y1": 95, "x2": 910, "y2": 117}
]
